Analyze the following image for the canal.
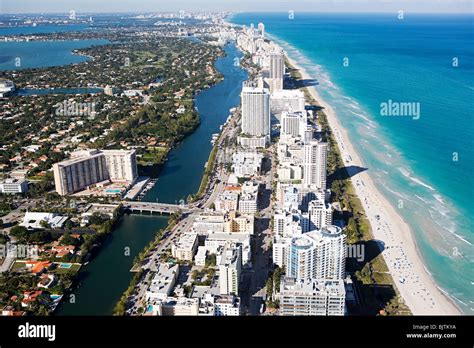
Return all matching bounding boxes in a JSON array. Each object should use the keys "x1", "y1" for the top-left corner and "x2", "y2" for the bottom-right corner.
[{"x1": 56, "y1": 43, "x2": 248, "y2": 315}]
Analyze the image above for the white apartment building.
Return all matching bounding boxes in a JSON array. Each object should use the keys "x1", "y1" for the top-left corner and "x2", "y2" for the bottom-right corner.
[
  {"x1": 193, "y1": 213, "x2": 227, "y2": 235},
  {"x1": 266, "y1": 52, "x2": 285, "y2": 92},
  {"x1": 171, "y1": 233, "x2": 198, "y2": 261},
  {"x1": 281, "y1": 111, "x2": 308, "y2": 139},
  {"x1": 218, "y1": 243, "x2": 242, "y2": 295},
  {"x1": 195, "y1": 246, "x2": 208, "y2": 267},
  {"x1": 156, "y1": 297, "x2": 200, "y2": 316},
  {"x1": 102, "y1": 149, "x2": 138, "y2": 183},
  {"x1": 145, "y1": 264, "x2": 179, "y2": 302},
  {"x1": 308, "y1": 199, "x2": 333, "y2": 230},
  {"x1": 215, "y1": 190, "x2": 240, "y2": 212},
  {"x1": 241, "y1": 86, "x2": 271, "y2": 140},
  {"x1": 270, "y1": 89, "x2": 305, "y2": 119},
  {"x1": 0, "y1": 178, "x2": 28, "y2": 194},
  {"x1": 205, "y1": 232, "x2": 251, "y2": 267},
  {"x1": 214, "y1": 295, "x2": 241, "y2": 316},
  {"x1": 272, "y1": 235, "x2": 292, "y2": 267},
  {"x1": 231, "y1": 151, "x2": 263, "y2": 178},
  {"x1": 238, "y1": 181, "x2": 259, "y2": 214},
  {"x1": 303, "y1": 140, "x2": 328, "y2": 190},
  {"x1": 281, "y1": 226, "x2": 346, "y2": 281},
  {"x1": 53, "y1": 150, "x2": 108, "y2": 195},
  {"x1": 279, "y1": 277, "x2": 346, "y2": 316},
  {"x1": 53, "y1": 149, "x2": 138, "y2": 195}
]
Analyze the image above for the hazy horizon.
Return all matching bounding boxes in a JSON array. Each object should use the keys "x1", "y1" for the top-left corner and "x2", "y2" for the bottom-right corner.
[{"x1": 1, "y1": 0, "x2": 472, "y2": 14}]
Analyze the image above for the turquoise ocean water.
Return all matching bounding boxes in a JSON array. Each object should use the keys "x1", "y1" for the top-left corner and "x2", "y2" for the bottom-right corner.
[{"x1": 231, "y1": 13, "x2": 473, "y2": 313}]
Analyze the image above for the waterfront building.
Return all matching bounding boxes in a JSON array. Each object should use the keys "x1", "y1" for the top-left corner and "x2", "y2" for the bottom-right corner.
[
  {"x1": 53, "y1": 150, "x2": 108, "y2": 196},
  {"x1": 0, "y1": 178, "x2": 28, "y2": 194},
  {"x1": 102, "y1": 149, "x2": 138, "y2": 183},
  {"x1": 279, "y1": 277, "x2": 346, "y2": 316},
  {"x1": 270, "y1": 89, "x2": 306, "y2": 120},
  {"x1": 257, "y1": 22, "x2": 265, "y2": 38},
  {"x1": 103, "y1": 85, "x2": 116, "y2": 96},
  {"x1": 53, "y1": 149, "x2": 137, "y2": 195},
  {"x1": 241, "y1": 86, "x2": 271, "y2": 141},
  {"x1": 303, "y1": 140, "x2": 328, "y2": 190},
  {"x1": 218, "y1": 243, "x2": 242, "y2": 295},
  {"x1": 171, "y1": 233, "x2": 198, "y2": 261},
  {"x1": 278, "y1": 226, "x2": 346, "y2": 280}
]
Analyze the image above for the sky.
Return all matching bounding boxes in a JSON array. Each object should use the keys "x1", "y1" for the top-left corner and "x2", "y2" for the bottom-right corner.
[{"x1": 0, "y1": 0, "x2": 472, "y2": 14}]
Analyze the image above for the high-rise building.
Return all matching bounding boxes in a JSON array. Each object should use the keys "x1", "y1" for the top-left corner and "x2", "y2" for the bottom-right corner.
[
  {"x1": 285, "y1": 226, "x2": 346, "y2": 281},
  {"x1": 102, "y1": 149, "x2": 138, "y2": 183},
  {"x1": 281, "y1": 111, "x2": 308, "y2": 139},
  {"x1": 270, "y1": 89, "x2": 305, "y2": 120},
  {"x1": 308, "y1": 199, "x2": 333, "y2": 230},
  {"x1": 279, "y1": 277, "x2": 346, "y2": 316},
  {"x1": 269, "y1": 52, "x2": 285, "y2": 80},
  {"x1": 53, "y1": 150, "x2": 108, "y2": 196},
  {"x1": 218, "y1": 243, "x2": 242, "y2": 295},
  {"x1": 241, "y1": 87, "x2": 271, "y2": 140},
  {"x1": 53, "y1": 149, "x2": 138, "y2": 195},
  {"x1": 268, "y1": 51, "x2": 285, "y2": 91},
  {"x1": 303, "y1": 140, "x2": 328, "y2": 190},
  {"x1": 257, "y1": 22, "x2": 265, "y2": 38}
]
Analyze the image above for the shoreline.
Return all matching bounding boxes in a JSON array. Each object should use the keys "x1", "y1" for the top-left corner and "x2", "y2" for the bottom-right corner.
[{"x1": 282, "y1": 50, "x2": 461, "y2": 315}]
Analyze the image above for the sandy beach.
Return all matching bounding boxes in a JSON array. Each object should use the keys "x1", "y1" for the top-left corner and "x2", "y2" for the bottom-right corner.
[{"x1": 285, "y1": 54, "x2": 461, "y2": 315}]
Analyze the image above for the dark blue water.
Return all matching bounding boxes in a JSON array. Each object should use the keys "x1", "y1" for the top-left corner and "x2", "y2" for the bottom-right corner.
[
  {"x1": 144, "y1": 43, "x2": 248, "y2": 204},
  {"x1": 231, "y1": 13, "x2": 474, "y2": 313},
  {"x1": 0, "y1": 39, "x2": 109, "y2": 70}
]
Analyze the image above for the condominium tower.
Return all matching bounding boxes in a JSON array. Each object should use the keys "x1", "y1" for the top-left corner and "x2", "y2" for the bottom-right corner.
[
  {"x1": 241, "y1": 86, "x2": 271, "y2": 140},
  {"x1": 303, "y1": 140, "x2": 328, "y2": 190}
]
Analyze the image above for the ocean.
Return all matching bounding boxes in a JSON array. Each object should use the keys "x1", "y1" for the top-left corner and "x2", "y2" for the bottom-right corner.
[{"x1": 230, "y1": 13, "x2": 474, "y2": 313}]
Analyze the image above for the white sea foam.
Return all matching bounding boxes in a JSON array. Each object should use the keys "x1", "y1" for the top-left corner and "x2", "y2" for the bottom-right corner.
[
  {"x1": 453, "y1": 233, "x2": 473, "y2": 246},
  {"x1": 398, "y1": 167, "x2": 436, "y2": 191}
]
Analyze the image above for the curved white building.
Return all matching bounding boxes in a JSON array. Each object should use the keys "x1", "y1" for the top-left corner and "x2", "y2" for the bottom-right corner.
[{"x1": 286, "y1": 225, "x2": 346, "y2": 281}]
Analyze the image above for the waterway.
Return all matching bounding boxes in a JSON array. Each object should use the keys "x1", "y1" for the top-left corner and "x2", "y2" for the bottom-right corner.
[{"x1": 56, "y1": 43, "x2": 248, "y2": 315}]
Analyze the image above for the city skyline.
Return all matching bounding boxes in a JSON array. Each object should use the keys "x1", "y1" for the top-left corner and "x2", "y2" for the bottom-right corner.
[{"x1": 1, "y1": 0, "x2": 472, "y2": 14}]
